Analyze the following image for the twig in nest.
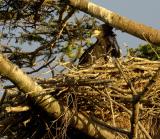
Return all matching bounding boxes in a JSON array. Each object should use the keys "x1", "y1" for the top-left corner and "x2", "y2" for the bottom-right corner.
[
  {"x1": 114, "y1": 58, "x2": 140, "y2": 138},
  {"x1": 5, "y1": 106, "x2": 30, "y2": 113},
  {"x1": 90, "y1": 115, "x2": 130, "y2": 137}
]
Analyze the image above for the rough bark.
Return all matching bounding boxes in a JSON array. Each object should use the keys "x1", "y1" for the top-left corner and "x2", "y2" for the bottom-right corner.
[
  {"x1": 0, "y1": 54, "x2": 117, "y2": 139},
  {"x1": 68, "y1": 0, "x2": 160, "y2": 45}
]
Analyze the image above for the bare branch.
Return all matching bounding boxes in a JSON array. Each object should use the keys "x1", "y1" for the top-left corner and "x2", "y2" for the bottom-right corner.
[{"x1": 68, "y1": 0, "x2": 160, "y2": 45}]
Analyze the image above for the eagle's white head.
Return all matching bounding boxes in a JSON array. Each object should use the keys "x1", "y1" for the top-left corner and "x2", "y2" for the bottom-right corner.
[
  {"x1": 92, "y1": 29, "x2": 103, "y2": 37},
  {"x1": 91, "y1": 24, "x2": 114, "y2": 38}
]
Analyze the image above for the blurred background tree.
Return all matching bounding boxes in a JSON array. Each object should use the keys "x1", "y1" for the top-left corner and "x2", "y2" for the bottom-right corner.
[
  {"x1": 128, "y1": 44, "x2": 160, "y2": 60},
  {"x1": 0, "y1": 0, "x2": 98, "y2": 76}
]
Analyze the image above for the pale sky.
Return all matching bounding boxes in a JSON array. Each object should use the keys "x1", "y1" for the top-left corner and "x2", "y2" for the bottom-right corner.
[{"x1": 91, "y1": 0, "x2": 160, "y2": 50}]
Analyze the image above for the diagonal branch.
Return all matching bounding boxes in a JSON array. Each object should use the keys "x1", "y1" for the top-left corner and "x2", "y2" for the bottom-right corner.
[
  {"x1": 0, "y1": 53, "x2": 118, "y2": 139},
  {"x1": 68, "y1": 0, "x2": 160, "y2": 45}
]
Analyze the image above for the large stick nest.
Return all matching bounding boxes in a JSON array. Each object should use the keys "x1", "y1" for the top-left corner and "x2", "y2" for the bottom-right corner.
[{"x1": 1, "y1": 56, "x2": 160, "y2": 138}]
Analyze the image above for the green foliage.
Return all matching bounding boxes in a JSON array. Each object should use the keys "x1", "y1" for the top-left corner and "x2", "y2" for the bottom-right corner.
[
  {"x1": 63, "y1": 43, "x2": 77, "y2": 58},
  {"x1": 0, "y1": 0, "x2": 99, "y2": 69},
  {"x1": 20, "y1": 34, "x2": 46, "y2": 44},
  {"x1": 129, "y1": 44, "x2": 160, "y2": 60}
]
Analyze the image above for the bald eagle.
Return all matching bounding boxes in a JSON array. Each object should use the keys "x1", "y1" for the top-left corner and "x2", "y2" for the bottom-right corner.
[{"x1": 79, "y1": 24, "x2": 120, "y2": 66}]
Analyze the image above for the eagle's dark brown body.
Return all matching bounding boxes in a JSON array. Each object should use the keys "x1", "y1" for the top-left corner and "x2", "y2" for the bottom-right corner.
[{"x1": 79, "y1": 24, "x2": 120, "y2": 66}]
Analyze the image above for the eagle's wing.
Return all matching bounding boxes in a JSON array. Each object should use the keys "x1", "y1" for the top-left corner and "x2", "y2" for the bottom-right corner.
[
  {"x1": 78, "y1": 41, "x2": 97, "y2": 66},
  {"x1": 108, "y1": 36, "x2": 121, "y2": 58}
]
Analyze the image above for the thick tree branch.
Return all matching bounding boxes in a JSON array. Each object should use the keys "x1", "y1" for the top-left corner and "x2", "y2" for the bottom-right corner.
[
  {"x1": 68, "y1": 0, "x2": 160, "y2": 45},
  {"x1": 0, "y1": 54, "x2": 117, "y2": 139}
]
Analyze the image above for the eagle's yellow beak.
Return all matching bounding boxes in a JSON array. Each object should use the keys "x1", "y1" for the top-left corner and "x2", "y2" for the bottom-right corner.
[{"x1": 91, "y1": 30, "x2": 102, "y2": 37}]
